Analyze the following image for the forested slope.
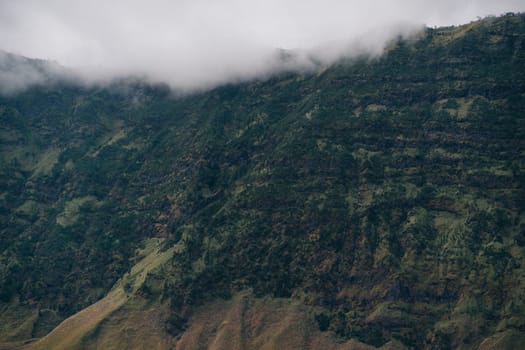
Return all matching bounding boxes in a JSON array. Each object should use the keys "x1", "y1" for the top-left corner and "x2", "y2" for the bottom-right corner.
[{"x1": 1, "y1": 14, "x2": 524, "y2": 349}]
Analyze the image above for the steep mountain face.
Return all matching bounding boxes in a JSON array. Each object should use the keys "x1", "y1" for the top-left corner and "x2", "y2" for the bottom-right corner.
[{"x1": 1, "y1": 14, "x2": 524, "y2": 349}]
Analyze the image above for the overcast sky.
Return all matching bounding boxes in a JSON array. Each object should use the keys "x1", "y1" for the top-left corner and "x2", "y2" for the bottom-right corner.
[{"x1": 0, "y1": 0, "x2": 524, "y2": 91}]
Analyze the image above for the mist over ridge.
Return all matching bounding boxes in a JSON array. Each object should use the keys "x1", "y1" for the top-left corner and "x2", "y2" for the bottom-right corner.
[{"x1": 1, "y1": 0, "x2": 524, "y2": 93}]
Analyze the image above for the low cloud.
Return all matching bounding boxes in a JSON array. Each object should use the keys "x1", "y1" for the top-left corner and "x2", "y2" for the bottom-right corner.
[
  {"x1": 0, "y1": 50, "x2": 73, "y2": 94},
  {"x1": 0, "y1": 0, "x2": 524, "y2": 92}
]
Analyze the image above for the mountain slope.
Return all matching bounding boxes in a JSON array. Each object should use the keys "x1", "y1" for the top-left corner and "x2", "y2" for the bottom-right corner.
[
  {"x1": 1, "y1": 13, "x2": 525, "y2": 349},
  {"x1": 26, "y1": 239, "x2": 175, "y2": 350}
]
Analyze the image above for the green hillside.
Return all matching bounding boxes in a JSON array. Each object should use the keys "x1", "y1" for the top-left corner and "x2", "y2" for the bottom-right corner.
[{"x1": 1, "y1": 14, "x2": 525, "y2": 349}]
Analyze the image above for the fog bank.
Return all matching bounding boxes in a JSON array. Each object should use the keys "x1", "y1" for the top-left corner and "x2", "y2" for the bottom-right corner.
[{"x1": 0, "y1": 0, "x2": 524, "y2": 92}]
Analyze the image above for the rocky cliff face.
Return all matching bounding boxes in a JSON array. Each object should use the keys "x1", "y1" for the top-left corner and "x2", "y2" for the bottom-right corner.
[{"x1": 1, "y1": 14, "x2": 524, "y2": 349}]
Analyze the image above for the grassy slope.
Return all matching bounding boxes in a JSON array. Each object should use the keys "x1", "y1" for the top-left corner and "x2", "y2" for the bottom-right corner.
[
  {"x1": 175, "y1": 293, "x2": 409, "y2": 350},
  {"x1": 21, "y1": 242, "x2": 413, "y2": 350},
  {"x1": 24, "y1": 239, "x2": 174, "y2": 350}
]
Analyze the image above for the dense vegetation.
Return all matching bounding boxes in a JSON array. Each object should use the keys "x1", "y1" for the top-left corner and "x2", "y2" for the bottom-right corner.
[{"x1": 1, "y1": 14, "x2": 524, "y2": 349}]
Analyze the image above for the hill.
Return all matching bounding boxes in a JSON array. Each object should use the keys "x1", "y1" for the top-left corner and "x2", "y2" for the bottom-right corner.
[{"x1": 1, "y1": 13, "x2": 524, "y2": 349}]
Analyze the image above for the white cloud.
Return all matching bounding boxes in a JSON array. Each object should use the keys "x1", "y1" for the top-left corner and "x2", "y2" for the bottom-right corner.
[
  {"x1": 0, "y1": 0, "x2": 524, "y2": 92},
  {"x1": 0, "y1": 50, "x2": 72, "y2": 94}
]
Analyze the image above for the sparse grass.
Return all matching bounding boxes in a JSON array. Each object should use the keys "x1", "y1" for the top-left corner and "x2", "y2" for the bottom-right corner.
[
  {"x1": 0, "y1": 302, "x2": 39, "y2": 344},
  {"x1": 25, "y1": 239, "x2": 175, "y2": 350},
  {"x1": 365, "y1": 104, "x2": 387, "y2": 112},
  {"x1": 81, "y1": 299, "x2": 176, "y2": 350},
  {"x1": 56, "y1": 196, "x2": 99, "y2": 227},
  {"x1": 91, "y1": 129, "x2": 128, "y2": 157},
  {"x1": 0, "y1": 129, "x2": 22, "y2": 143},
  {"x1": 431, "y1": 21, "x2": 482, "y2": 46},
  {"x1": 30, "y1": 148, "x2": 60, "y2": 179},
  {"x1": 15, "y1": 200, "x2": 39, "y2": 217},
  {"x1": 433, "y1": 213, "x2": 463, "y2": 233}
]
